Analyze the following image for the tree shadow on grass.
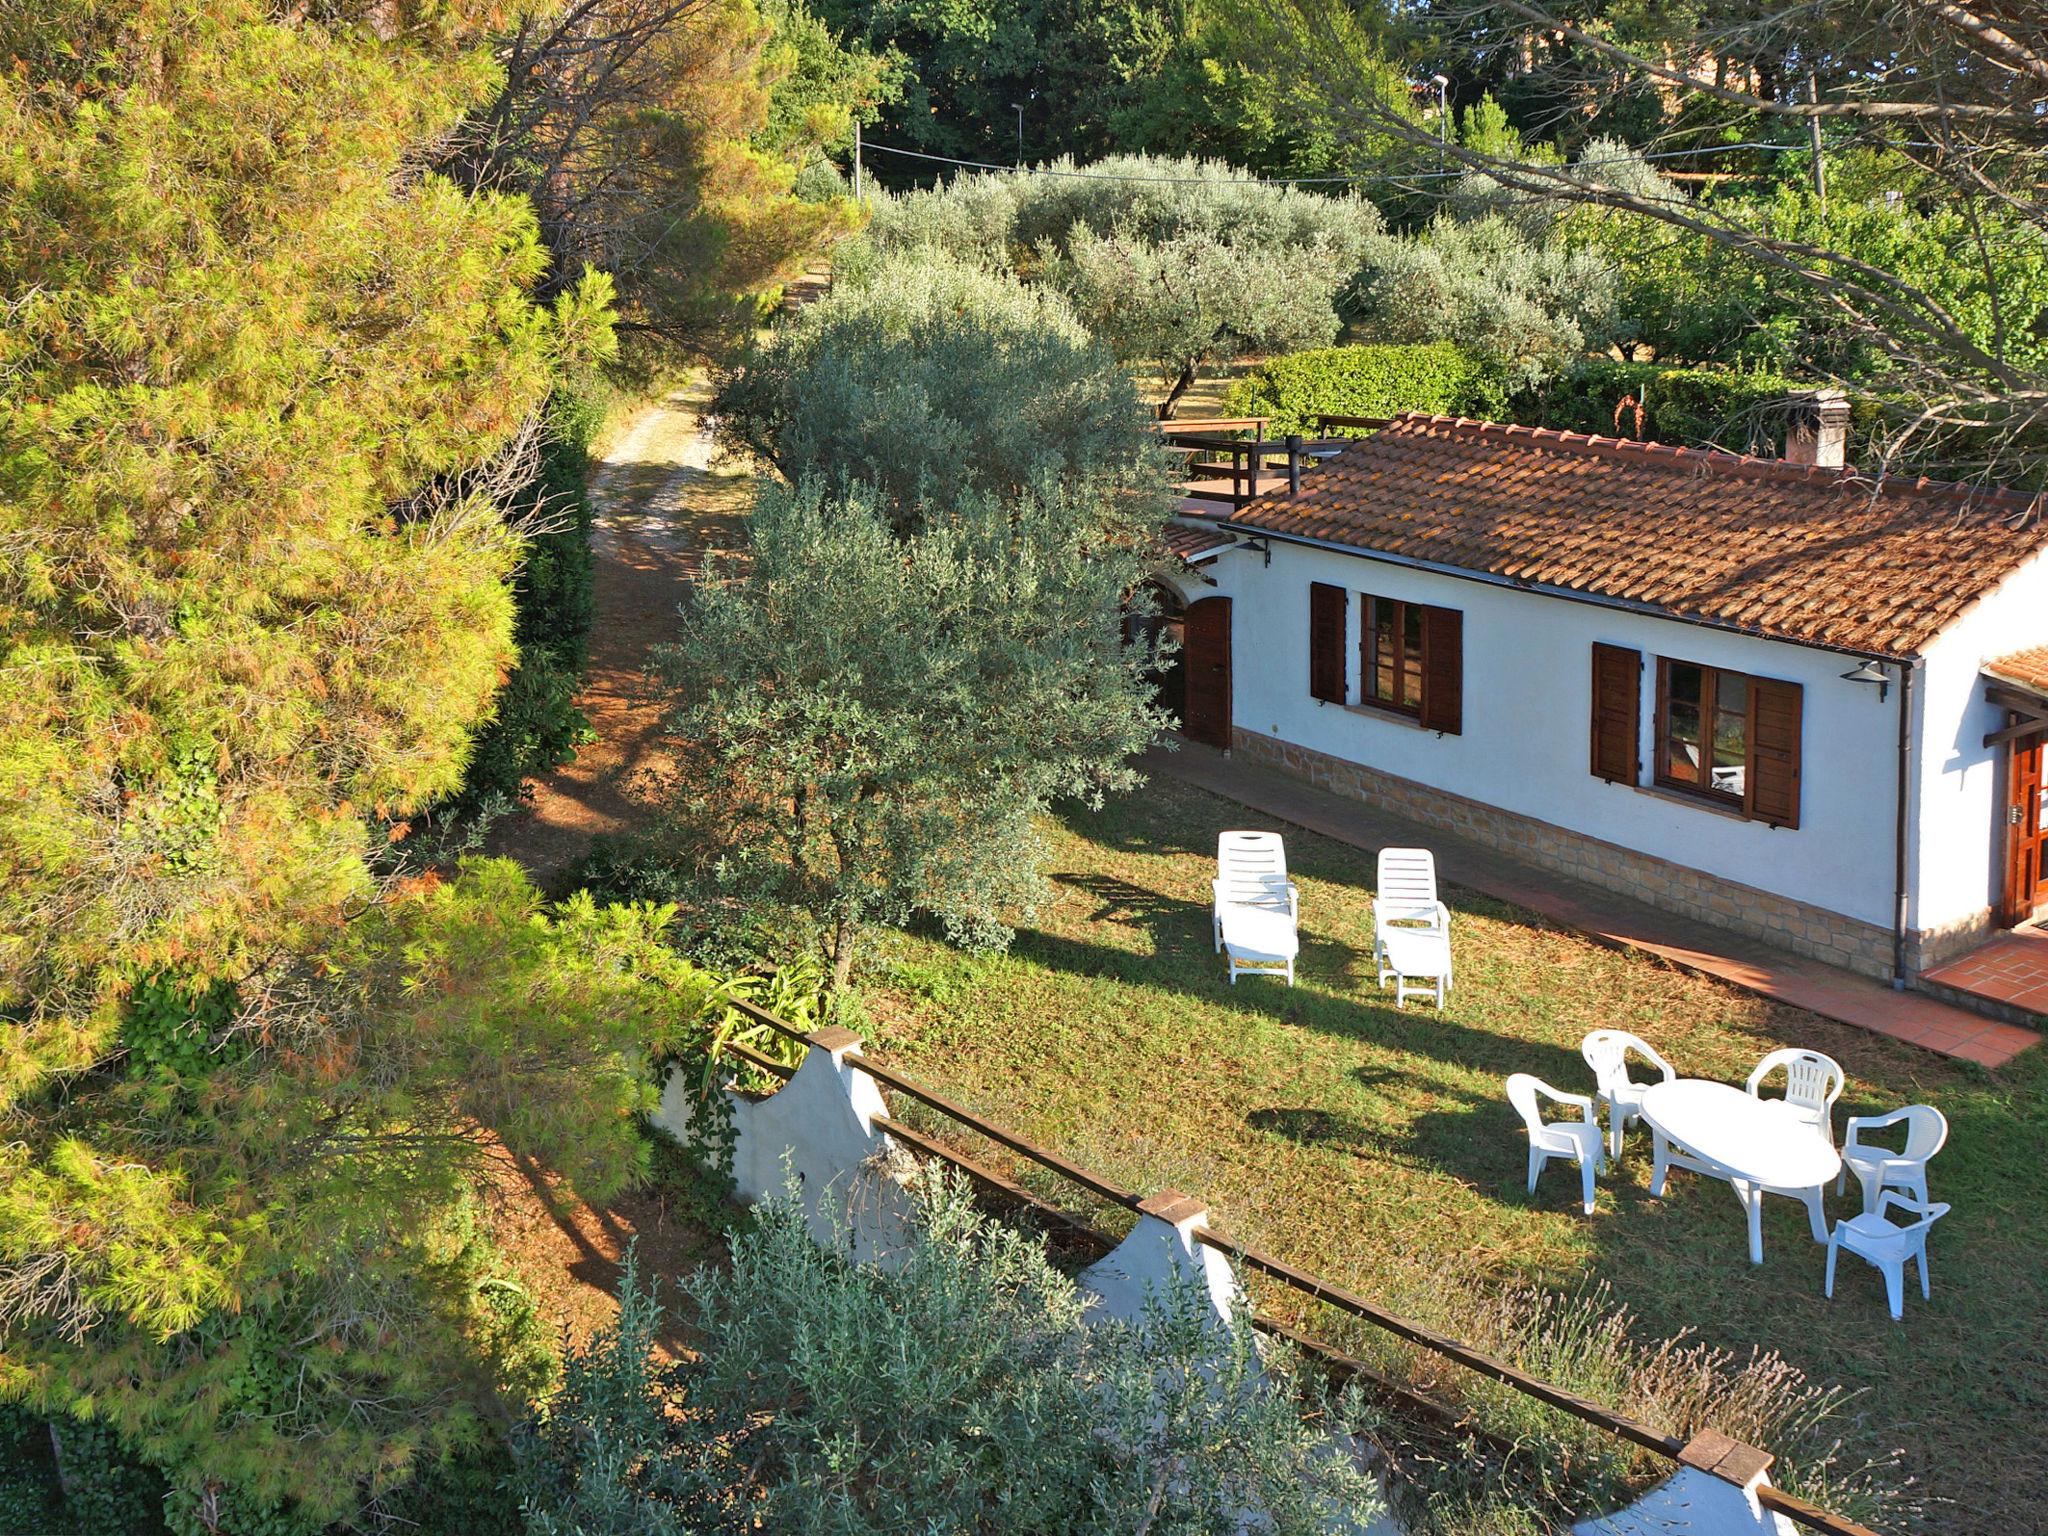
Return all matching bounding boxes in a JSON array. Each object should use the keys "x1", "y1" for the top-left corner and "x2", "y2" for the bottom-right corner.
[
  {"x1": 1008, "y1": 923, "x2": 1589, "y2": 1092},
  {"x1": 1055, "y1": 871, "x2": 1194, "y2": 927}
]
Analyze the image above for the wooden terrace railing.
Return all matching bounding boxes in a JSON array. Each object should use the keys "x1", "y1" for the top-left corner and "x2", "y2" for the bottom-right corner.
[
  {"x1": 1152, "y1": 415, "x2": 1393, "y2": 511},
  {"x1": 713, "y1": 998, "x2": 1882, "y2": 1536}
]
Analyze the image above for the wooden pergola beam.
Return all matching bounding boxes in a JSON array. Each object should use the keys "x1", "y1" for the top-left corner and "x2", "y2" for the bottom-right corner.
[{"x1": 1983, "y1": 683, "x2": 2048, "y2": 747}]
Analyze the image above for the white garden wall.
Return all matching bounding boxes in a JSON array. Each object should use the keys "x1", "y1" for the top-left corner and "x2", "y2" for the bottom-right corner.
[{"x1": 650, "y1": 1028, "x2": 1797, "y2": 1536}]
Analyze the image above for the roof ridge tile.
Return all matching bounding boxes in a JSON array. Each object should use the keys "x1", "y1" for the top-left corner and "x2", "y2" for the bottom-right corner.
[{"x1": 1231, "y1": 416, "x2": 2048, "y2": 655}]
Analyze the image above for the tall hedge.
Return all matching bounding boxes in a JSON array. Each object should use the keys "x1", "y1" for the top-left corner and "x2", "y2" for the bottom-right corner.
[
  {"x1": 1227, "y1": 343, "x2": 1510, "y2": 434},
  {"x1": 455, "y1": 389, "x2": 605, "y2": 811},
  {"x1": 1506, "y1": 361, "x2": 1806, "y2": 453},
  {"x1": 1227, "y1": 346, "x2": 1906, "y2": 462}
]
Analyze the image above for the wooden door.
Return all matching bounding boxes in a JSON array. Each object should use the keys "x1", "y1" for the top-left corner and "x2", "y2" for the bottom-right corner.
[
  {"x1": 1182, "y1": 596, "x2": 1232, "y2": 749},
  {"x1": 2006, "y1": 727, "x2": 2048, "y2": 924}
]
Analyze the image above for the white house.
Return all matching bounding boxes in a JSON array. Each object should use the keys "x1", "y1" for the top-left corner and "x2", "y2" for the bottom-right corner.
[{"x1": 1153, "y1": 409, "x2": 2048, "y2": 985}]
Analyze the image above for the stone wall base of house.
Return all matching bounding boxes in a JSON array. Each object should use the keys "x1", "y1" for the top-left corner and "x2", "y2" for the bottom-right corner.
[
  {"x1": 1903, "y1": 907, "x2": 1996, "y2": 975},
  {"x1": 1230, "y1": 727, "x2": 1948, "y2": 983}
]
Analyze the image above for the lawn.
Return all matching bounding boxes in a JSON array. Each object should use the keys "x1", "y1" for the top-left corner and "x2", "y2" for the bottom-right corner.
[{"x1": 855, "y1": 775, "x2": 2046, "y2": 1535}]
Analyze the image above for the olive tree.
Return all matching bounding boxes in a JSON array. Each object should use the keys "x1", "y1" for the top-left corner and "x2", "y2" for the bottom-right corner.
[
  {"x1": 650, "y1": 479, "x2": 1169, "y2": 988},
  {"x1": 1048, "y1": 222, "x2": 1369, "y2": 416},
  {"x1": 715, "y1": 251, "x2": 1165, "y2": 535},
  {"x1": 516, "y1": 1177, "x2": 1385, "y2": 1534},
  {"x1": 856, "y1": 154, "x2": 1386, "y2": 417},
  {"x1": 1351, "y1": 215, "x2": 1617, "y2": 386}
]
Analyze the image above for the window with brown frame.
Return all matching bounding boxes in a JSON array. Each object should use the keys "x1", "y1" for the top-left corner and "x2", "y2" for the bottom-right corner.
[
  {"x1": 1653, "y1": 657, "x2": 1802, "y2": 827},
  {"x1": 1356, "y1": 594, "x2": 1462, "y2": 734},
  {"x1": 1362, "y1": 595, "x2": 1425, "y2": 715}
]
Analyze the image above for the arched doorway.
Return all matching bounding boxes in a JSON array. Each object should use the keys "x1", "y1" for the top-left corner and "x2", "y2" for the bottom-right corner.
[{"x1": 1125, "y1": 580, "x2": 1188, "y2": 726}]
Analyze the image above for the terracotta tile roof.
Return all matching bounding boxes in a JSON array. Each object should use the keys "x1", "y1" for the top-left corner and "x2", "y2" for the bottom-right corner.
[
  {"x1": 1227, "y1": 414, "x2": 2048, "y2": 657},
  {"x1": 1986, "y1": 646, "x2": 2048, "y2": 698},
  {"x1": 1162, "y1": 522, "x2": 1237, "y2": 563}
]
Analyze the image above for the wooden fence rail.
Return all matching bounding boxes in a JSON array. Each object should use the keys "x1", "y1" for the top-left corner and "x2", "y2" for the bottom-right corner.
[{"x1": 710, "y1": 998, "x2": 1881, "y2": 1536}]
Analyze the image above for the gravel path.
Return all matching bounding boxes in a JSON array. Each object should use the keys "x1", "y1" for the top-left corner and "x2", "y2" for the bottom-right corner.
[
  {"x1": 485, "y1": 380, "x2": 751, "y2": 888},
  {"x1": 476, "y1": 382, "x2": 753, "y2": 1334}
]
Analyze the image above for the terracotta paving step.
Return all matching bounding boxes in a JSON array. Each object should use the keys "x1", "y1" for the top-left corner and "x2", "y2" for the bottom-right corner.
[
  {"x1": 1150, "y1": 742, "x2": 2041, "y2": 1069},
  {"x1": 1922, "y1": 928, "x2": 2048, "y2": 1019}
]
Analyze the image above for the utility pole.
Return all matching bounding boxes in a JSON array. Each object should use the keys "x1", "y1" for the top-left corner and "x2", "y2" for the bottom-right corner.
[
  {"x1": 1806, "y1": 70, "x2": 1826, "y2": 207},
  {"x1": 1010, "y1": 102, "x2": 1025, "y2": 167},
  {"x1": 853, "y1": 117, "x2": 863, "y2": 206},
  {"x1": 1430, "y1": 73, "x2": 1450, "y2": 172}
]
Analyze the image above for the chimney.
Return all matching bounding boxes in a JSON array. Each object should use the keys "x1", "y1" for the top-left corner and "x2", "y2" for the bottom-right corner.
[{"x1": 1783, "y1": 388, "x2": 1851, "y2": 469}]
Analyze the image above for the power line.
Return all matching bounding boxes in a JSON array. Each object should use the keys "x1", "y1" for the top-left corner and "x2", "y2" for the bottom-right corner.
[{"x1": 857, "y1": 137, "x2": 1815, "y2": 188}]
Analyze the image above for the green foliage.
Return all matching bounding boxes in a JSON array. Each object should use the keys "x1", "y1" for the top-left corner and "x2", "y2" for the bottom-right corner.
[
  {"x1": 0, "y1": 0, "x2": 612, "y2": 1079},
  {"x1": 1505, "y1": 361, "x2": 1818, "y2": 453},
  {"x1": 1352, "y1": 215, "x2": 1616, "y2": 386},
  {"x1": 856, "y1": 154, "x2": 1386, "y2": 414},
  {"x1": 756, "y1": 0, "x2": 903, "y2": 163},
  {"x1": 513, "y1": 1243, "x2": 697, "y2": 1536},
  {"x1": 716, "y1": 251, "x2": 1164, "y2": 534},
  {"x1": 118, "y1": 975, "x2": 243, "y2": 1086},
  {"x1": 814, "y1": 0, "x2": 1410, "y2": 178},
  {"x1": 1570, "y1": 171, "x2": 2048, "y2": 388},
  {"x1": 516, "y1": 1176, "x2": 1385, "y2": 1533},
  {"x1": 59, "y1": 1420, "x2": 172, "y2": 1534},
  {"x1": 456, "y1": 390, "x2": 609, "y2": 812},
  {"x1": 1230, "y1": 343, "x2": 1512, "y2": 433},
  {"x1": 1228, "y1": 347, "x2": 1894, "y2": 460},
  {"x1": 651, "y1": 479, "x2": 1168, "y2": 985},
  {"x1": 4, "y1": 861, "x2": 714, "y2": 1523}
]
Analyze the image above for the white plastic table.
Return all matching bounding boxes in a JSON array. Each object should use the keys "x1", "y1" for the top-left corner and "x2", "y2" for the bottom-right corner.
[
  {"x1": 1219, "y1": 905, "x2": 1297, "y2": 985},
  {"x1": 1640, "y1": 1079, "x2": 1842, "y2": 1264},
  {"x1": 1376, "y1": 926, "x2": 1451, "y2": 1009}
]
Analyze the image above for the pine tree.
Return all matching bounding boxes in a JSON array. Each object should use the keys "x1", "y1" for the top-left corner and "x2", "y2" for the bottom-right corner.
[{"x1": 0, "y1": 3, "x2": 677, "y2": 1520}]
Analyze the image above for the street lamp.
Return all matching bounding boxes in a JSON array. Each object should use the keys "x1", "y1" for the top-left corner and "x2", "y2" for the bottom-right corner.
[
  {"x1": 1429, "y1": 73, "x2": 1450, "y2": 172},
  {"x1": 1009, "y1": 101, "x2": 1025, "y2": 167}
]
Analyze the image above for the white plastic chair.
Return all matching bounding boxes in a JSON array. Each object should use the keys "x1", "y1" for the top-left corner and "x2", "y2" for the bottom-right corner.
[
  {"x1": 1838, "y1": 1105, "x2": 1948, "y2": 1213},
  {"x1": 1213, "y1": 832, "x2": 1299, "y2": 986},
  {"x1": 1746, "y1": 1047, "x2": 1845, "y2": 1146},
  {"x1": 1373, "y1": 847, "x2": 1451, "y2": 995},
  {"x1": 1505, "y1": 1073, "x2": 1603, "y2": 1215},
  {"x1": 1825, "y1": 1192, "x2": 1949, "y2": 1321},
  {"x1": 1213, "y1": 832, "x2": 1297, "y2": 942},
  {"x1": 1580, "y1": 1030, "x2": 1677, "y2": 1157}
]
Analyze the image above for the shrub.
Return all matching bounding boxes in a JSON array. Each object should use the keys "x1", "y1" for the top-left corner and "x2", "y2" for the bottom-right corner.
[
  {"x1": 1229, "y1": 343, "x2": 1512, "y2": 434},
  {"x1": 851, "y1": 155, "x2": 1385, "y2": 417},
  {"x1": 1351, "y1": 216, "x2": 1616, "y2": 386},
  {"x1": 1504, "y1": 361, "x2": 1810, "y2": 453},
  {"x1": 515, "y1": 1179, "x2": 1385, "y2": 1534},
  {"x1": 455, "y1": 389, "x2": 607, "y2": 812}
]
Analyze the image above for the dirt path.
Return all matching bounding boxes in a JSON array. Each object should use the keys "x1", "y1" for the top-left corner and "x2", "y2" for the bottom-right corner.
[
  {"x1": 486, "y1": 380, "x2": 751, "y2": 889},
  {"x1": 478, "y1": 382, "x2": 752, "y2": 1341}
]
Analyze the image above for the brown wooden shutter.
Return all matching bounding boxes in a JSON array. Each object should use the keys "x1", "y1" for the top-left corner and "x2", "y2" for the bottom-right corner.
[
  {"x1": 1309, "y1": 582, "x2": 1346, "y2": 703},
  {"x1": 1590, "y1": 643, "x2": 1642, "y2": 784},
  {"x1": 1419, "y1": 605, "x2": 1463, "y2": 734},
  {"x1": 1747, "y1": 678, "x2": 1803, "y2": 828}
]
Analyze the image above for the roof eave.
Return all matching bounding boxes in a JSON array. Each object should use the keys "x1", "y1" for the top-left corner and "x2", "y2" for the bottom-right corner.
[{"x1": 1225, "y1": 521, "x2": 1925, "y2": 663}]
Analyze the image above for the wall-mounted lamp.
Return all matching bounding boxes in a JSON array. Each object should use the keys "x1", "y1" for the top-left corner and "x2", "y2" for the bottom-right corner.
[
  {"x1": 1237, "y1": 535, "x2": 1272, "y2": 567},
  {"x1": 1841, "y1": 658, "x2": 1891, "y2": 701}
]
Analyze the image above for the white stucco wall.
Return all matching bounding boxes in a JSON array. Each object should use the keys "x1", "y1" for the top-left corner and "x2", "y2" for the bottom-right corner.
[
  {"x1": 1911, "y1": 545, "x2": 2048, "y2": 931},
  {"x1": 1202, "y1": 539, "x2": 1909, "y2": 927}
]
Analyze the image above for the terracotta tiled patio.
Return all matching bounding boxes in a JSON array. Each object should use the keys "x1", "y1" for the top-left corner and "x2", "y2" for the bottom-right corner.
[
  {"x1": 1152, "y1": 741, "x2": 2041, "y2": 1069},
  {"x1": 1923, "y1": 926, "x2": 2048, "y2": 1019}
]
